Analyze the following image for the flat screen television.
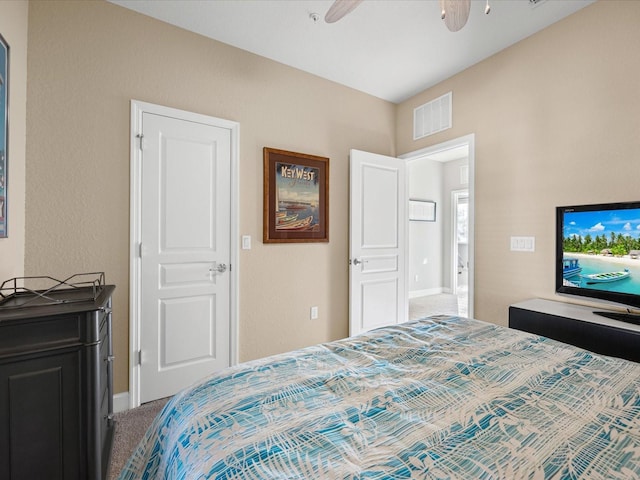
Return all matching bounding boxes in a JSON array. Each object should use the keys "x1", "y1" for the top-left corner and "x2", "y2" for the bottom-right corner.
[{"x1": 556, "y1": 201, "x2": 640, "y2": 324}]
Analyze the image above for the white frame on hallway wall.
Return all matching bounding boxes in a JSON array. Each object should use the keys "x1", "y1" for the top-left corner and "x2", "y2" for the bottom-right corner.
[
  {"x1": 399, "y1": 133, "x2": 475, "y2": 319},
  {"x1": 126, "y1": 100, "x2": 240, "y2": 410}
]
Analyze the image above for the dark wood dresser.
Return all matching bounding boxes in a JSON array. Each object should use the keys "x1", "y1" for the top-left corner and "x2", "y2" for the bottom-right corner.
[{"x1": 0, "y1": 282, "x2": 115, "y2": 480}]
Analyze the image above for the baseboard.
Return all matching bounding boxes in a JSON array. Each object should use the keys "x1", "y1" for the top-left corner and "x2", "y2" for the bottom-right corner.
[{"x1": 113, "y1": 391, "x2": 130, "y2": 413}]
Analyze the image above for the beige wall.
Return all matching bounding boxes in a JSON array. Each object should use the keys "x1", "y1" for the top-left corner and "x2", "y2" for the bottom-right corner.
[
  {"x1": 24, "y1": 0, "x2": 395, "y2": 394},
  {"x1": 0, "y1": 1, "x2": 28, "y2": 281},
  {"x1": 21, "y1": 0, "x2": 640, "y2": 395},
  {"x1": 397, "y1": 0, "x2": 640, "y2": 325}
]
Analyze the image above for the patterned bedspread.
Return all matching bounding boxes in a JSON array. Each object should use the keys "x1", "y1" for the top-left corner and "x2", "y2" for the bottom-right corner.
[{"x1": 119, "y1": 316, "x2": 640, "y2": 479}]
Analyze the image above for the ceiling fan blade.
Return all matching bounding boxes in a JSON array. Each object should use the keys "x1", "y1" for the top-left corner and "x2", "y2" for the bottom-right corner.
[
  {"x1": 440, "y1": 0, "x2": 471, "y2": 32},
  {"x1": 325, "y1": 0, "x2": 363, "y2": 24}
]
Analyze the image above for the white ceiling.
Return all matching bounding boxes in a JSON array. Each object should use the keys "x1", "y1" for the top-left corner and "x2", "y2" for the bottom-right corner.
[{"x1": 109, "y1": 0, "x2": 595, "y2": 104}]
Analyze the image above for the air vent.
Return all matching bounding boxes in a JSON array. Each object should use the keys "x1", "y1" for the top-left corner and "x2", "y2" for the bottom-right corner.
[{"x1": 413, "y1": 92, "x2": 452, "y2": 140}]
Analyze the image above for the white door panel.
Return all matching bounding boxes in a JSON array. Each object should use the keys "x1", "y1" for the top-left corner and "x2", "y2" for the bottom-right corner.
[
  {"x1": 361, "y1": 164, "x2": 399, "y2": 248},
  {"x1": 140, "y1": 112, "x2": 230, "y2": 403},
  {"x1": 160, "y1": 262, "x2": 215, "y2": 287},
  {"x1": 361, "y1": 278, "x2": 399, "y2": 330},
  {"x1": 161, "y1": 294, "x2": 216, "y2": 367},
  {"x1": 349, "y1": 149, "x2": 407, "y2": 336},
  {"x1": 360, "y1": 255, "x2": 398, "y2": 273}
]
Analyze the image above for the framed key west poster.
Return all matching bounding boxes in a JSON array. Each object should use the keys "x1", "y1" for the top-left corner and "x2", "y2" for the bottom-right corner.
[
  {"x1": 263, "y1": 147, "x2": 329, "y2": 243},
  {"x1": 0, "y1": 33, "x2": 8, "y2": 238}
]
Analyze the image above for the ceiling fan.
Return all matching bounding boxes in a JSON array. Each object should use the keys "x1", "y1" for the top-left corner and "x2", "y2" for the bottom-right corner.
[
  {"x1": 324, "y1": 0, "x2": 490, "y2": 32},
  {"x1": 324, "y1": 0, "x2": 363, "y2": 23}
]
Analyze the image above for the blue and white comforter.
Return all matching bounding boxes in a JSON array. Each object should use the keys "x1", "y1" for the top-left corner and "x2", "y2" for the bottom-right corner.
[{"x1": 119, "y1": 316, "x2": 640, "y2": 479}]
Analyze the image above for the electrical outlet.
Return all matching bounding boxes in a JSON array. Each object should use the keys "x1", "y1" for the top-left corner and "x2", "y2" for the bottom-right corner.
[{"x1": 310, "y1": 306, "x2": 318, "y2": 320}]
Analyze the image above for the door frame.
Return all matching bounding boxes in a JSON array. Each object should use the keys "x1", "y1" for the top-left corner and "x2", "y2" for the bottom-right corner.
[
  {"x1": 128, "y1": 100, "x2": 240, "y2": 408},
  {"x1": 451, "y1": 189, "x2": 468, "y2": 296},
  {"x1": 399, "y1": 133, "x2": 475, "y2": 318}
]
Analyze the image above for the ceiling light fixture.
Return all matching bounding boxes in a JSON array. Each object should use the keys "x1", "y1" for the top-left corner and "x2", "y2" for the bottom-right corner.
[
  {"x1": 324, "y1": 0, "x2": 491, "y2": 32},
  {"x1": 439, "y1": 0, "x2": 491, "y2": 32}
]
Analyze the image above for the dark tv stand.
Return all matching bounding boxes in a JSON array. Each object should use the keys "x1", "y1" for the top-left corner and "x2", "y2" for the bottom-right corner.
[
  {"x1": 509, "y1": 299, "x2": 640, "y2": 363},
  {"x1": 593, "y1": 310, "x2": 640, "y2": 326}
]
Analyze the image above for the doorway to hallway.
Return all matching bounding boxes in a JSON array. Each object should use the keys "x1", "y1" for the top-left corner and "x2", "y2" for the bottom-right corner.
[{"x1": 402, "y1": 134, "x2": 474, "y2": 320}]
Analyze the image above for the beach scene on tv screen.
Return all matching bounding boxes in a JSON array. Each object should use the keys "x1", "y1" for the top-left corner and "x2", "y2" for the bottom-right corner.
[{"x1": 562, "y1": 208, "x2": 640, "y2": 295}]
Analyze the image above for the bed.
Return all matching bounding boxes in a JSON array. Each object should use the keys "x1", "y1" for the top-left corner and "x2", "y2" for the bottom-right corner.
[{"x1": 118, "y1": 315, "x2": 640, "y2": 479}]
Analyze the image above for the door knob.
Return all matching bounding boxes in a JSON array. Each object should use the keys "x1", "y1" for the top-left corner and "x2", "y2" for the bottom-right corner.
[
  {"x1": 216, "y1": 263, "x2": 227, "y2": 273},
  {"x1": 352, "y1": 258, "x2": 368, "y2": 266}
]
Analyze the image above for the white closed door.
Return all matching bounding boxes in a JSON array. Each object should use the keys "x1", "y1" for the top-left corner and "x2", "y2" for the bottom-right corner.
[
  {"x1": 140, "y1": 112, "x2": 231, "y2": 403},
  {"x1": 349, "y1": 149, "x2": 407, "y2": 336}
]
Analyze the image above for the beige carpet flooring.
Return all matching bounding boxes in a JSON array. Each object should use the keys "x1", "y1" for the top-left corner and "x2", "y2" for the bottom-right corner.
[
  {"x1": 408, "y1": 269, "x2": 469, "y2": 320},
  {"x1": 409, "y1": 293, "x2": 459, "y2": 320},
  {"x1": 108, "y1": 397, "x2": 171, "y2": 480}
]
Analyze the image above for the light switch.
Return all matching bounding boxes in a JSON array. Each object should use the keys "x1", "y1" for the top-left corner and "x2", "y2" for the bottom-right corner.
[
  {"x1": 511, "y1": 236, "x2": 535, "y2": 252},
  {"x1": 242, "y1": 235, "x2": 251, "y2": 250}
]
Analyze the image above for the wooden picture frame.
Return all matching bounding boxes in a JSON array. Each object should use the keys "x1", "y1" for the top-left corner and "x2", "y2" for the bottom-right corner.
[{"x1": 263, "y1": 147, "x2": 329, "y2": 243}]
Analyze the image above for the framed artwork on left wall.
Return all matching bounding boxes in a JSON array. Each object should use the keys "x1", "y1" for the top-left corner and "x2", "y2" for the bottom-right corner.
[{"x1": 0, "y1": 33, "x2": 8, "y2": 238}]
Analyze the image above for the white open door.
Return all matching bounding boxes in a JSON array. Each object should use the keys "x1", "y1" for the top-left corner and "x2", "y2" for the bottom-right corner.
[{"x1": 349, "y1": 149, "x2": 407, "y2": 336}]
